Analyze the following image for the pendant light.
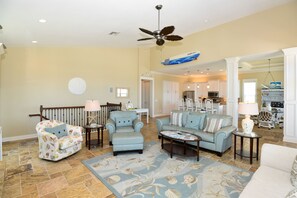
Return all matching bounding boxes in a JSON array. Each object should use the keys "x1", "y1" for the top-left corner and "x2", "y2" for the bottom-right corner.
[{"x1": 261, "y1": 59, "x2": 275, "y2": 89}]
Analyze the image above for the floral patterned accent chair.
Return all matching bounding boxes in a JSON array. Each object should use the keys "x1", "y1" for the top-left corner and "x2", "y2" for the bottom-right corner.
[{"x1": 36, "y1": 120, "x2": 83, "y2": 161}]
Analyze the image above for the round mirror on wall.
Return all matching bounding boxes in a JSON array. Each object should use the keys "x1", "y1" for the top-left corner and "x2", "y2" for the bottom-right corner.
[{"x1": 68, "y1": 77, "x2": 86, "y2": 95}]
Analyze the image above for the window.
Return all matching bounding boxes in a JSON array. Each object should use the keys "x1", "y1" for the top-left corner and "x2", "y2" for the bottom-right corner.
[
  {"x1": 243, "y1": 79, "x2": 257, "y2": 103},
  {"x1": 116, "y1": 87, "x2": 129, "y2": 98}
]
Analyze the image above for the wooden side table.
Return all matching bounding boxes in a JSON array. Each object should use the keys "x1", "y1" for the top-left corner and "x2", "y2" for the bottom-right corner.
[
  {"x1": 83, "y1": 124, "x2": 104, "y2": 150},
  {"x1": 233, "y1": 131, "x2": 262, "y2": 164}
]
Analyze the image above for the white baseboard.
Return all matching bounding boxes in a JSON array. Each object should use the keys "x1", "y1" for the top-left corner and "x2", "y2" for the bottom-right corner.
[
  {"x1": 153, "y1": 114, "x2": 169, "y2": 118},
  {"x1": 3, "y1": 133, "x2": 37, "y2": 142},
  {"x1": 283, "y1": 136, "x2": 297, "y2": 144}
]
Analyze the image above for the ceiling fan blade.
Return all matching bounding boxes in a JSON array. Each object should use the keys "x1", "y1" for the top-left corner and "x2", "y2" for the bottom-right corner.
[
  {"x1": 137, "y1": 38, "x2": 155, "y2": 41},
  {"x1": 160, "y1": 26, "x2": 175, "y2": 36},
  {"x1": 3, "y1": 44, "x2": 7, "y2": 49},
  {"x1": 164, "y1": 35, "x2": 183, "y2": 41},
  {"x1": 139, "y1": 28, "x2": 154, "y2": 36}
]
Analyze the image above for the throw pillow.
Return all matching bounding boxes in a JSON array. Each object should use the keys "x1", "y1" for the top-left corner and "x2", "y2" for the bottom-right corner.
[
  {"x1": 286, "y1": 188, "x2": 297, "y2": 198},
  {"x1": 45, "y1": 124, "x2": 68, "y2": 138},
  {"x1": 290, "y1": 155, "x2": 297, "y2": 187},
  {"x1": 203, "y1": 118, "x2": 223, "y2": 133},
  {"x1": 185, "y1": 114, "x2": 201, "y2": 130},
  {"x1": 116, "y1": 117, "x2": 132, "y2": 127},
  {"x1": 170, "y1": 112, "x2": 183, "y2": 127}
]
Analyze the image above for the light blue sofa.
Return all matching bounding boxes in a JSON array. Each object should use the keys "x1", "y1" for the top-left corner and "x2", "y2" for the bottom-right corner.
[
  {"x1": 156, "y1": 110, "x2": 236, "y2": 156},
  {"x1": 106, "y1": 111, "x2": 144, "y2": 155}
]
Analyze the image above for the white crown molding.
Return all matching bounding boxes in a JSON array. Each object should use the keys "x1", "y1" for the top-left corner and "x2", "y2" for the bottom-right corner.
[{"x1": 3, "y1": 133, "x2": 37, "y2": 142}]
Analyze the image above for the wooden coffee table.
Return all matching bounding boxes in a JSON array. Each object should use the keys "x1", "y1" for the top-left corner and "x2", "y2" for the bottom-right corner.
[{"x1": 160, "y1": 131, "x2": 202, "y2": 161}]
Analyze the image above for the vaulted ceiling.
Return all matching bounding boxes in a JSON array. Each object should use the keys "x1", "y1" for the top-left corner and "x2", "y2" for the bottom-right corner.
[{"x1": 0, "y1": 0, "x2": 294, "y2": 47}]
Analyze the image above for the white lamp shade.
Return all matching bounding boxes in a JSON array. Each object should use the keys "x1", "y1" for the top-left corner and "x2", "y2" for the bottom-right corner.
[
  {"x1": 84, "y1": 100, "x2": 101, "y2": 111},
  {"x1": 238, "y1": 103, "x2": 259, "y2": 115}
]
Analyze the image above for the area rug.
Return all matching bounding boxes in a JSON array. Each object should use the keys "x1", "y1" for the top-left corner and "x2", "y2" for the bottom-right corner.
[{"x1": 82, "y1": 142, "x2": 253, "y2": 198}]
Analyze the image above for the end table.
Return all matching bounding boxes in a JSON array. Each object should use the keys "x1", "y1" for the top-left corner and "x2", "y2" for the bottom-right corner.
[
  {"x1": 233, "y1": 131, "x2": 262, "y2": 164},
  {"x1": 83, "y1": 124, "x2": 104, "y2": 150}
]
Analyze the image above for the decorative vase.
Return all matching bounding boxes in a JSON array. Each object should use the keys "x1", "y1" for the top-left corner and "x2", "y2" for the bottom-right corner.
[{"x1": 242, "y1": 115, "x2": 254, "y2": 134}]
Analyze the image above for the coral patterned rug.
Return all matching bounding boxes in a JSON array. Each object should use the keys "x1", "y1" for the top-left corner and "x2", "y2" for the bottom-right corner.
[{"x1": 82, "y1": 142, "x2": 252, "y2": 198}]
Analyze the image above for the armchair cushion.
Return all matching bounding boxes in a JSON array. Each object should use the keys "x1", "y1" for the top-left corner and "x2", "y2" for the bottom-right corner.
[
  {"x1": 45, "y1": 123, "x2": 68, "y2": 138},
  {"x1": 116, "y1": 117, "x2": 133, "y2": 127},
  {"x1": 116, "y1": 126, "x2": 135, "y2": 133},
  {"x1": 58, "y1": 135, "x2": 82, "y2": 150}
]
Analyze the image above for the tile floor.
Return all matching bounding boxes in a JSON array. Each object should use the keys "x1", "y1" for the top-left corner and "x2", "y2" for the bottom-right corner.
[{"x1": 0, "y1": 117, "x2": 296, "y2": 198}]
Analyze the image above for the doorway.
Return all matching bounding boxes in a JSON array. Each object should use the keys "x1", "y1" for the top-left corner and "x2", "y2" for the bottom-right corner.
[{"x1": 139, "y1": 77, "x2": 154, "y2": 117}]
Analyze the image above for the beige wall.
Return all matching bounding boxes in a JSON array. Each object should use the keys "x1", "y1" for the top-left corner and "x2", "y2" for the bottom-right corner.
[
  {"x1": 0, "y1": 47, "x2": 142, "y2": 138},
  {"x1": 150, "y1": 1, "x2": 297, "y2": 71}
]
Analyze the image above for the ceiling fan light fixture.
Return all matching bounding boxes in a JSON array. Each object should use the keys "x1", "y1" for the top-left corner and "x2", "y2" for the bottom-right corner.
[{"x1": 156, "y1": 39, "x2": 164, "y2": 46}]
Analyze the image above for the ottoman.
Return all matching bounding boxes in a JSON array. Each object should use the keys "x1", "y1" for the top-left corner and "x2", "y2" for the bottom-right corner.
[{"x1": 112, "y1": 132, "x2": 144, "y2": 156}]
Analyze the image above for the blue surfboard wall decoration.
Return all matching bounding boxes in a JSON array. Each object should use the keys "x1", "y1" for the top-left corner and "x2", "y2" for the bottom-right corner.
[{"x1": 162, "y1": 51, "x2": 200, "y2": 65}]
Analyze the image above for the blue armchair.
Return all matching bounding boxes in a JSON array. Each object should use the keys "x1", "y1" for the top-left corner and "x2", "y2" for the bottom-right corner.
[{"x1": 106, "y1": 111, "x2": 144, "y2": 145}]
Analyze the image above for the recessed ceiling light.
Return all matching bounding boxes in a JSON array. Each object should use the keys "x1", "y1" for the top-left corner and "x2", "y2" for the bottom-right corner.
[
  {"x1": 200, "y1": 71, "x2": 203, "y2": 74},
  {"x1": 32, "y1": 41, "x2": 38, "y2": 43},
  {"x1": 204, "y1": 19, "x2": 208, "y2": 23},
  {"x1": 39, "y1": 19, "x2": 47, "y2": 23},
  {"x1": 219, "y1": 69, "x2": 223, "y2": 71}
]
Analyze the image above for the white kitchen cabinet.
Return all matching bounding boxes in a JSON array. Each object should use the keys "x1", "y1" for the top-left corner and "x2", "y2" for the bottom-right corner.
[
  {"x1": 208, "y1": 80, "x2": 219, "y2": 91},
  {"x1": 196, "y1": 82, "x2": 208, "y2": 98},
  {"x1": 219, "y1": 81, "x2": 227, "y2": 98}
]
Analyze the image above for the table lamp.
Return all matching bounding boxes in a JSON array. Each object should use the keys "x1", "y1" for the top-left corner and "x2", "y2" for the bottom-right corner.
[
  {"x1": 85, "y1": 100, "x2": 101, "y2": 126},
  {"x1": 238, "y1": 102, "x2": 259, "y2": 134}
]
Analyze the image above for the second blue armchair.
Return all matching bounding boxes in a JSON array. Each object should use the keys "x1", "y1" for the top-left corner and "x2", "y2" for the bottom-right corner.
[{"x1": 106, "y1": 111, "x2": 144, "y2": 145}]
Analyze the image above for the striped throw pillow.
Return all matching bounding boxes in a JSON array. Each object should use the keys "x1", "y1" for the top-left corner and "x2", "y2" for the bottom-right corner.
[
  {"x1": 290, "y1": 155, "x2": 297, "y2": 187},
  {"x1": 170, "y1": 112, "x2": 183, "y2": 127},
  {"x1": 203, "y1": 118, "x2": 223, "y2": 133}
]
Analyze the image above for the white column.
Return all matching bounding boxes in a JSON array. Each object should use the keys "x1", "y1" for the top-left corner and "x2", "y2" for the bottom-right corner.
[
  {"x1": 282, "y1": 47, "x2": 297, "y2": 143},
  {"x1": 225, "y1": 57, "x2": 240, "y2": 127}
]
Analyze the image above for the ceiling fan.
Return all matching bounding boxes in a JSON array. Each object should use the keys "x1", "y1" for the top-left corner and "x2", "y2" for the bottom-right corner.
[{"x1": 137, "y1": 5, "x2": 183, "y2": 46}]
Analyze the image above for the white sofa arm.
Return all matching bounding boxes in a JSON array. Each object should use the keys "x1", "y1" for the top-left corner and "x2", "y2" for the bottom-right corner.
[{"x1": 261, "y1": 143, "x2": 297, "y2": 173}]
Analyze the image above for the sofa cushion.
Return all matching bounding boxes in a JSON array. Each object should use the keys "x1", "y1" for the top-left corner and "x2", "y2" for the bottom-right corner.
[
  {"x1": 290, "y1": 155, "x2": 297, "y2": 187},
  {"x1": 170, "y1": 112, "x2": 183, "y2": 127},
  {"x1": 45, "y1": 124, "x2": 68, "y2": 138},
  {"x1": 171, "y1": 110, "x2": 189, "y2": 126},
  {"x1": 185, "y1": 114, "x2": 201, "y2": 130},
  {"x1": 189, "y1": 112, "x2": 206, "y2": 130},
  {"x1": 116, "y1": 117, "x2": 133, "y2": 127},
  {"x1": 203, "y1": 118, "x2": 223, "y2": 133},
  {"x1": 239, "y1": 166, "x2": 294, "y2": 198},
  {"x1": 207, "y1": 114, "x2": 232, "y2": 128}
]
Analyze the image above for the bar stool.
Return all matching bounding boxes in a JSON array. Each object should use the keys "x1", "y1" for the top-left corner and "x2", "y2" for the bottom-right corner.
[{"x1": 205, "y1": 99, "x2": 217, "y2": 114}]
